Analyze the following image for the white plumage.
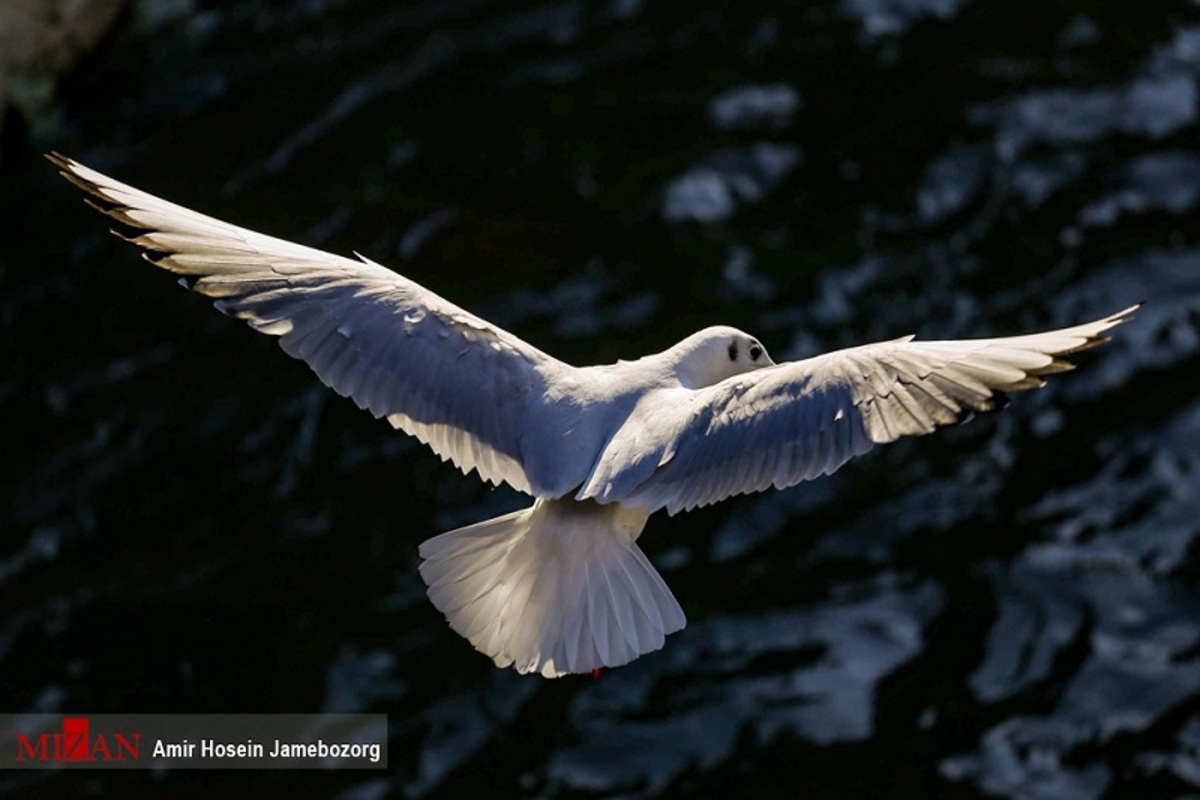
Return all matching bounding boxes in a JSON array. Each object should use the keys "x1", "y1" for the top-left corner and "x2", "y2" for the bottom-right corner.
[
  {"x1": 53, "y1": 154, "x2": 1138, "y2": 677},
  {"x1": 419, "y1": 500, "x2": 683, "y2": 678}
]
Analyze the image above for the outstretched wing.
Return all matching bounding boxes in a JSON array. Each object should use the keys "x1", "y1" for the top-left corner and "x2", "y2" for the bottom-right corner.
[
  {"x1": 614, "y1": 306, "x2": 1139, "y2": 515},
  {"x1": 52, "y1": 153, "x2": 571, "y2": 496}
]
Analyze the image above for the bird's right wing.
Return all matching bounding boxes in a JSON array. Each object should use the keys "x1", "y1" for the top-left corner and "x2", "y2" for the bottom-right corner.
[
  {"x1": 610, "y1": 305, "x2": 1139, "y2": 515},
  {"x1": 52, "y1": 154, "x2": 572, "y2": 496}
]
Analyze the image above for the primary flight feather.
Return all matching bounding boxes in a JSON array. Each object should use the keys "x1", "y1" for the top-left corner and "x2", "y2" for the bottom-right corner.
[{"x1": 51, "y1": 153, "x2": 1138, "y2": 677}]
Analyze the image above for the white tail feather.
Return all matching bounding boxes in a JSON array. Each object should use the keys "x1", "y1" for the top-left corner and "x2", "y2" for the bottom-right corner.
[{"x1": 418, "y1": 498, "x2": 685, "y2": 677}]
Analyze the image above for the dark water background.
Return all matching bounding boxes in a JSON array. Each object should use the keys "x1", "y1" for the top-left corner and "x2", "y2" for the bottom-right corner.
[{"x1": 3, "y1": 0, "x2": 1200, "y2": 797}]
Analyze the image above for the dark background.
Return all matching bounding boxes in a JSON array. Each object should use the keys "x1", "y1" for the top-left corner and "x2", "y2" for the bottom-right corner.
[{"x1": 3, "y1": 0, "x2": 1200, "y2": 797}]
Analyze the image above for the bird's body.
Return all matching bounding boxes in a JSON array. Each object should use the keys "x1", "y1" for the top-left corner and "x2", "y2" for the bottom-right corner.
[{"x1": 53, "y1": 153, "x2": 1138, "y2": 677}]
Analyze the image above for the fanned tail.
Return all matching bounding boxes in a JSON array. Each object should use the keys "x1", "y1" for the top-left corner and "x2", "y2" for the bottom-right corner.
[{"x1": 418, "y1": 498, "x2": 685, "y2": 677}]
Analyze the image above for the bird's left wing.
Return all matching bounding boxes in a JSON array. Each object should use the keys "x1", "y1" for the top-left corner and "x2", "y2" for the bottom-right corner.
[
  {"x1": 52, "y1": 154, "x2": 572, "y2": 496},
  {"x1": 616, "y1": 306, "x2": 1139, "y2": 515}
]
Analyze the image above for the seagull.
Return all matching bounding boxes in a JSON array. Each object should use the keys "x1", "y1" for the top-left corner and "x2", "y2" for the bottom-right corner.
[{"x1": 51, "y1": 153, "x2": 1138, "y2": 678}]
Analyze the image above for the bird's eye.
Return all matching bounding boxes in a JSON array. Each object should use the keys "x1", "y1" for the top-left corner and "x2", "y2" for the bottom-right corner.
[
  {"x1": 749, "y1": 343, "x2": 763, "y2": 361},
  {"x1": 728, "y1": 342, "x2": 738, "y2": 361}
]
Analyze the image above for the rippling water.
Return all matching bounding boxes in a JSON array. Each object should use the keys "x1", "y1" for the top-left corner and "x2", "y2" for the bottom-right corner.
[{"x1": 3, "y1": 1, "x2": 1200, "y2": 796}]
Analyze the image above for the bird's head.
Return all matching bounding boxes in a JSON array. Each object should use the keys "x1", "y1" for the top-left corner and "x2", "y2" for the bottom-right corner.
[{"x1": 671, "y1": 326, "x2": 775, "y2": 389}]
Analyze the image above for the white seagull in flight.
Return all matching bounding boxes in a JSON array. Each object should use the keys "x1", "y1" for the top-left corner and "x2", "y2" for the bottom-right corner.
[{"x1": 53, "y1": 154, "x2": 1138, "y2": 678}]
